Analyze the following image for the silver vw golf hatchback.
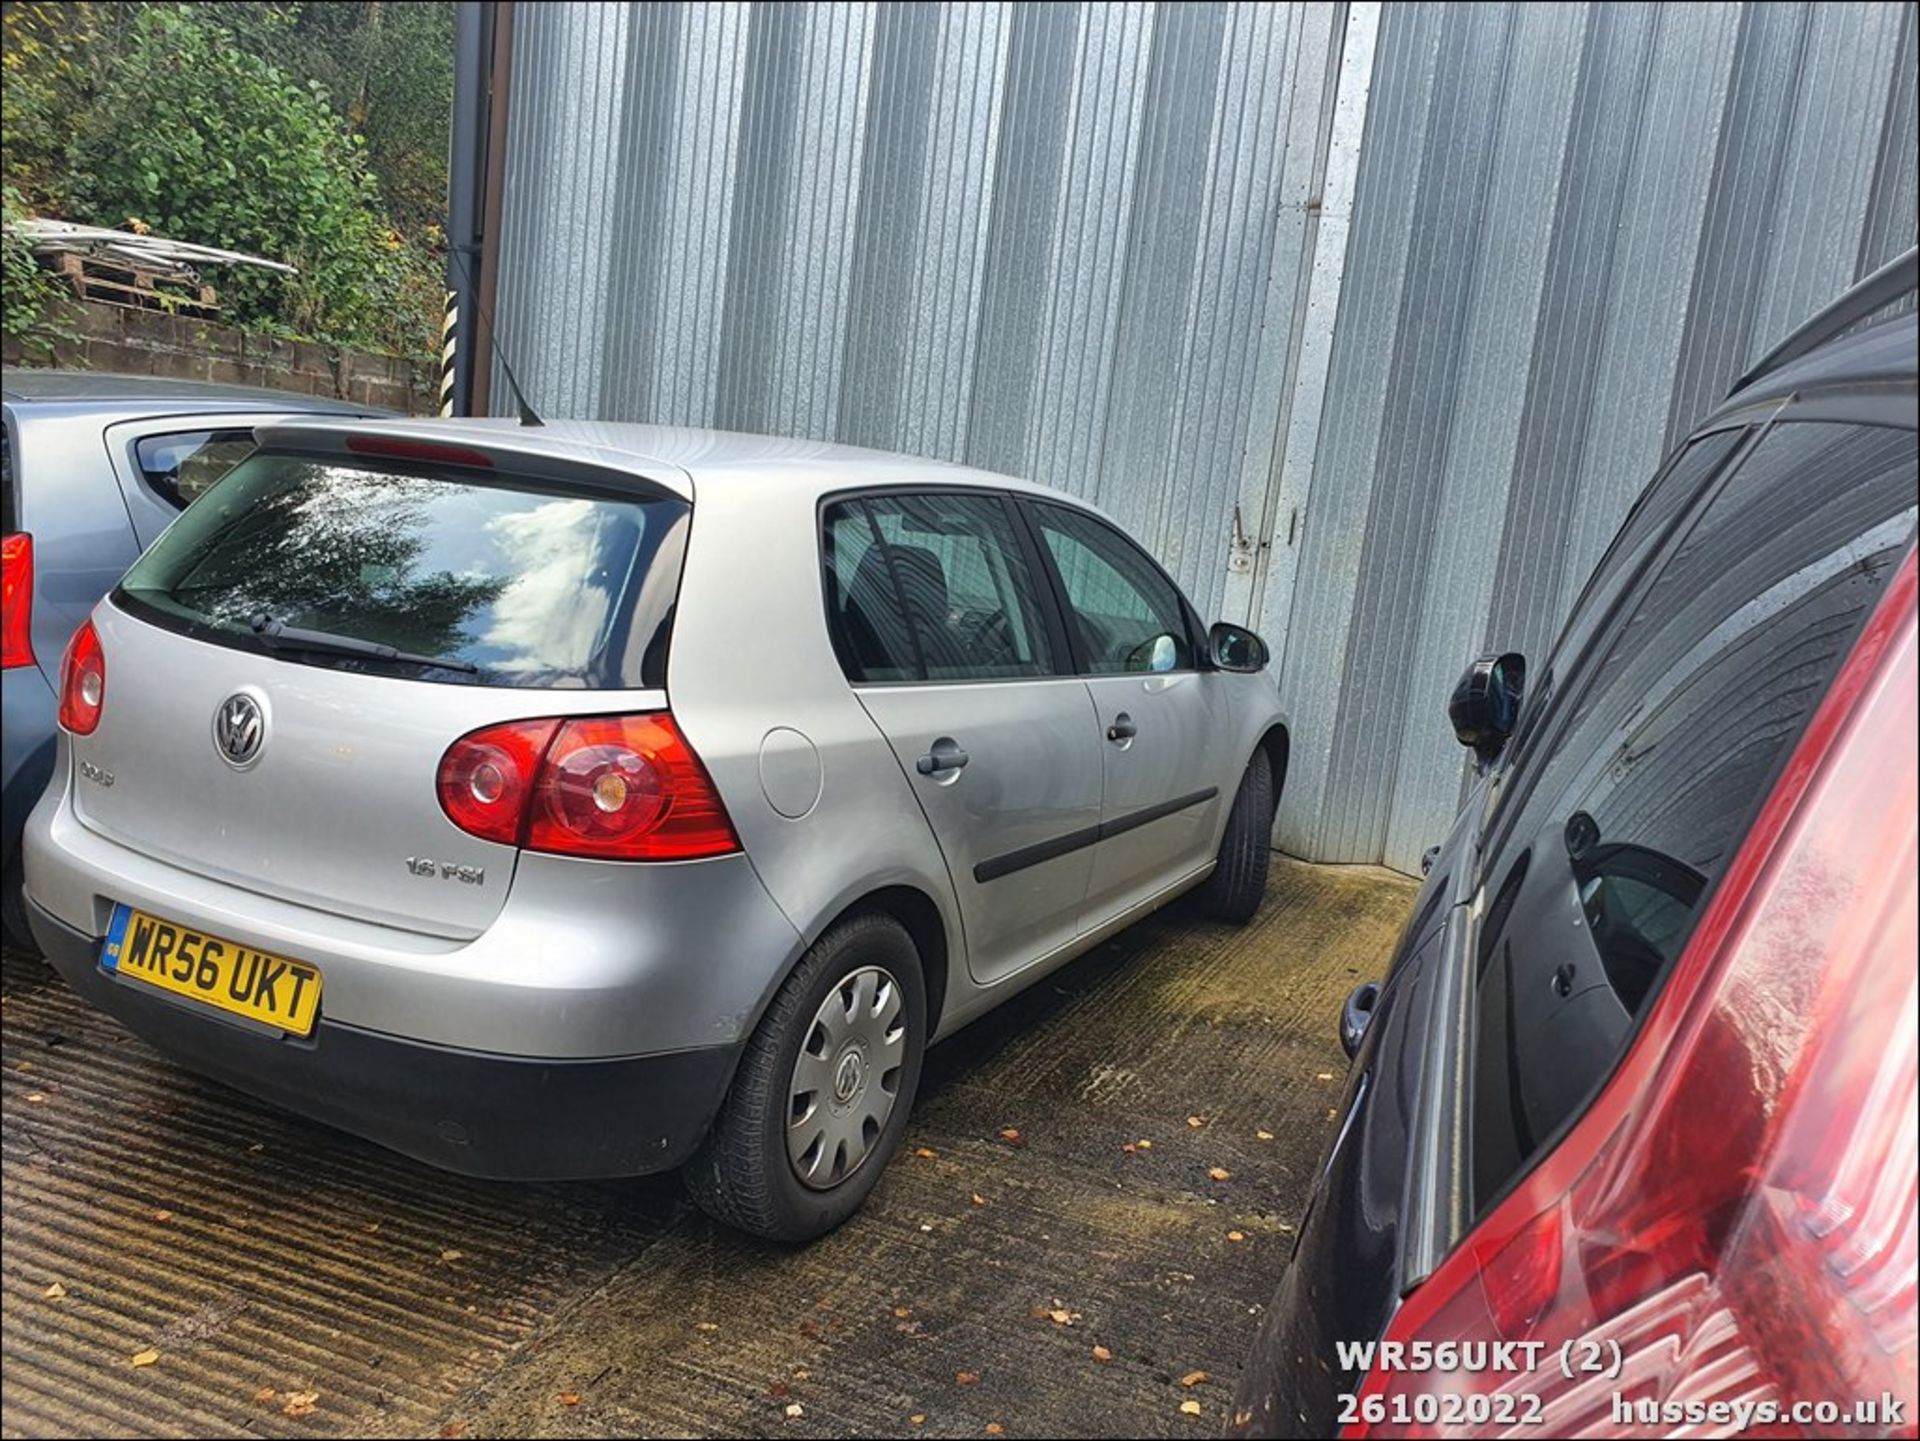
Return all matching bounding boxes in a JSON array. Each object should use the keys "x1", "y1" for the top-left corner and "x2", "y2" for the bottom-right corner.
[{"x1": 23, "y1": 419, "x2": 1289, "y2": 1239}]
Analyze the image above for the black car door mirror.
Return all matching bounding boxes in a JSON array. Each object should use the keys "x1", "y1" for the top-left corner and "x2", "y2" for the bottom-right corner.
[
  {"x1": 1449, "y1": 651, "x2": 1526, "y2": 765},
  {"x1": 1208, "y1": 621, "x2": 1268, "y2": 673}
]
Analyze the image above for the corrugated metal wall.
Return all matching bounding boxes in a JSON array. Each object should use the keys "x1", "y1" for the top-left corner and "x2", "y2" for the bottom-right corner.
[
  {"x1": 491, "y1": 0, "x2": 1918, "y2": 872},
  {"x1": 1271, "y1": 0, "x2": 1916, "y2": 870},
  {"x1": 492, "y1": 0, "x2": 1347, "y2": 633}
]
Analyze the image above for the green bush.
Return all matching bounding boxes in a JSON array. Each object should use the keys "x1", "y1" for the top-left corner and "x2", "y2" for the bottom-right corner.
[
  {"x1": 64, "y1": 3, "x2": 401, "y2": 348},
  {"x1": 2, "y1": 184, "x2": 68, "y2": 350}
]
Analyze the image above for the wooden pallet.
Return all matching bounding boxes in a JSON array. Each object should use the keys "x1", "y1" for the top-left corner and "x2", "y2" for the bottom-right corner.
[{"x1": 52, "y1": 250, "x2": 218, "y2": 315}]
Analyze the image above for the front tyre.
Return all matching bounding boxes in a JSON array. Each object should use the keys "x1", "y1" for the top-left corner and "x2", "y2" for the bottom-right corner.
[
  {"x1": 1192, "y1": 748, "x2": 1275, "y2": 924},
  {"x1": 686, "y1": 912, "x2": 926, "y2": 1242}
]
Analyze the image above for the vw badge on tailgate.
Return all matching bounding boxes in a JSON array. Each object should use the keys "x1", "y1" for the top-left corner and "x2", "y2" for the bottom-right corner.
[{"x1": 213, "y1": 692, "x2": 266, "y2": 769}]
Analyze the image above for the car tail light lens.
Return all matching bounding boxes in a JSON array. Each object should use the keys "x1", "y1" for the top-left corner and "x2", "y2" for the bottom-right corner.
[
  {"x1": 437, "y1": 712, "x2": 738, "y2": 861},
  {"x1": 1345, "y1": 553, "x2": 1918, "y2": 1439},
  {"x1": 2, "y1": 533, "x2": 32, "y2": 669},
  {"x1": 436, "y1": 718, "x2": 559, "y2": 845},
  {"x1": 57, "y1": 619, "x2": 106, "y2": 734}
]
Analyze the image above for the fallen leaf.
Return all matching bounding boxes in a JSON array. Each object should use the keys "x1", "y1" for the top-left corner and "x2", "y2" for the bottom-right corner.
[
  {"x1": 695, "y1": 1321, "x2": 719, "y2": 1332},
  {"x1": 1186, "y1": 1115, "x2": 1206, "y2": 1128},
  {"x1": 42, "y1": 1282, "x2": 65, "y2": 1300},
  {"x1": 15, "y1": 1061, "x2": 31, "y2": 1071},
  {"x1": 1255, "y1": 1130, "x2": 1274, "y2": 1141},
  {"x1": 909, "y1": 1416, "x2": 927, "y2": 1427},
  {"x1": 1121, "y1": 1143, "x2": 1137, "y2": 1155},
  {"x1": 956, "y1": 1370, "x2": 980, "y2": 1385},
  {"x1": 913, "y1": 1146, "x2": 939, "y2": 1159},
  {"x1": 986, "y1": 1425, "x2": 1005, "y2": 1436},
  {"x1": 1208, "y1": 1167, "x2": 1232, "y2": 1182},
  {"x1": 1047, "y1": 1309, "x2": 1074, "y2": 1326},
  {"x1": 770, "y1": 1381, "x2": 791, "y2": 1399},
  {"x1": 1135, "y1": 1139, "x2": 1152, "y2": 1150},
  {"x1": 558, "y1": 1392, "x2": 582, "y2": 1407},
  {"x1": 1316, "y1": 1072, "x2": 1334, "y2": 1081},
  {"x1": 1227, "y1": 1230, "x2": 1246, "y2": 1243},
  {"x1": 253, "y1": 1386, "x2": 277, "y2": 1404},
  {"x1": 282, "y1": 1391, "x2": 319, "y2": 1419},
  {"x1": 971, "y1": 1193, "x2": 988, "y2": 1207},
  {"x1": 793, "y1": 1369, "x2": 810, "y2": 1381},
  {"x1": 440, "y1": 1249, "x2": 464, "y2": 1262},
  {"x1": 130, "y1": 1348, "x2": 160, "y2": 1367},
  {"x1": 784, "y1": 1402, "x2": 805, "y2": 1419},
  {"x1": 894, "y1": 1306, "x2": 913, "y2": 1318},
  {"x1": 1181, "y1": 1370, "x2": 1209, "y2": 1387},
  {"x1": 440, "y1": 1425, "x2": 467, "y2": 1440},
  {"x1": 1180, "y1": 1399, "x2": 1203, "y2": 1416},
  {"x1": 1091, "y1": 1345, "x2": 1112, "y2": 1362},
  {"x1": 25, "y1": 1092, "x2": 46, "y2": 1104},
  {"x1": 998, "y1": 1127, "x2": 1024, "y2": 1146},
  {"x1": 364, "y1": 1223, "x2": 380, "y2": 1234},
  {"x1": 152, "y1": 1210, "x2": 174, "y2": 1223}
]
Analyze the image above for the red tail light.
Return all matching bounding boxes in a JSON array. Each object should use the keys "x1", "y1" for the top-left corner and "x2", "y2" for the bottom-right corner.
[
  {"x1": 57, "y1": 619, "x2": 105, "y2": 735},
  {"x1": 2, "y1": 533, "x2": 32, "y2": 669},
  {"x1": 437, "y1": 712, "x2": 739, "y2": 861},
  {"x1": 1346, "y1": 553, "x2": 1919, "y2": 1440}
]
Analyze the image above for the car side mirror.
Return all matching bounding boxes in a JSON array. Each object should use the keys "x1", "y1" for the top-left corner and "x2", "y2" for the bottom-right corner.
[
  {"x1": 1208, "y1": 621, "x2": 1268, "y2": 673},
  {"x1": 1449, "y1": 651, "x2": 1525, "y2": 765}
]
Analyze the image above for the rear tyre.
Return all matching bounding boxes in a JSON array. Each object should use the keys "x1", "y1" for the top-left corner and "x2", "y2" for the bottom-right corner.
[
  {"x1": 1192, "y1": 748, "x2": 1275, "y2": 924},
  {"x1": 685, "y1": 912, "x2": 926, "y2": 1242}
]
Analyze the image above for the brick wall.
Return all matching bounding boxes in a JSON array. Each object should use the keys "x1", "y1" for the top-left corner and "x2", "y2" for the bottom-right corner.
[{"x1": 3, "y1": 302, "x2": 430, "y2": 414}]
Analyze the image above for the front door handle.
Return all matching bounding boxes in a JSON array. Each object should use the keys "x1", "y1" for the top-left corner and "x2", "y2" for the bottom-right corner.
[
  {"x1": 1106, "y1": 712, "x2": 1137, "y2": 743},
  {"x1": 916, "y1": 737, "x2": 970, "y2": 775}
]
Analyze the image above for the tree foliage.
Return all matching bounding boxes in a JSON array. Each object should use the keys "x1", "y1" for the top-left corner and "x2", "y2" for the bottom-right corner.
[{"x1": 1, "y1": 1, "x2": 450, "y2": 360}]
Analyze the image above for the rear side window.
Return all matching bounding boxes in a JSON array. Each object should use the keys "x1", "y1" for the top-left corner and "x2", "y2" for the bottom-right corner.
[
  {"x1": 134, "y1": 429, "x2": 257, "y2": 509},
  {"x1": 822, "y1": 492, "x2": 1057, "y2": 683},
  {"x1": 116, "y1": 452, "x2": 689, "y2": 689},
  {"x1": 1469, "y1": 421, "x2": 1917, "y2": 1215}
]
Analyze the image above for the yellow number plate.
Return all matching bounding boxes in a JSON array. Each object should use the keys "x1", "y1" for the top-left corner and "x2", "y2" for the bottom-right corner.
[{"x1": 103, "y1": 905, "x2": 322, "y2": 1036}]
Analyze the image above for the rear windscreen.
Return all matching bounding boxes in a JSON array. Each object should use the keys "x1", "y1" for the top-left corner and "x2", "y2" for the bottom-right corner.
[{"x1": 115, "y1": 451, "x2": 689, "y2": 689}]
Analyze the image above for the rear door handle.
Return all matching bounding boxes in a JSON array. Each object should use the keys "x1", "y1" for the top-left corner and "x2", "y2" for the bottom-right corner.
[
  {"x1": 916, "y1": 737, "x2": 969, "y2": 775},
  {"x1": 1106, "y1": 712, "x2": 1137, "y2": 742}
]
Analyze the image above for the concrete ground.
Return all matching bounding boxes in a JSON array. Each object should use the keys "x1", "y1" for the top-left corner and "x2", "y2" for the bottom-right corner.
[{"x1": 0, "y1": 856, "x2": 1413, "y2": 1440}]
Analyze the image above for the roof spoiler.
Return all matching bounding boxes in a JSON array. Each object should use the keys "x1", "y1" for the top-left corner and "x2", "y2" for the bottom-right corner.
[{"x1": 1733, "y1": 246, "x2": 1918, "y2": 394}]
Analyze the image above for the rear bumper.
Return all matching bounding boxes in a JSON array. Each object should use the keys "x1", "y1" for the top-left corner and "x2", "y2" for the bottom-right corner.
[
  {"x1": 28, "y1": 899, "x2": 738, "y2": 1180},
  {"x1": 1, "y1": 664, "x2": 58, "y2": 871}
]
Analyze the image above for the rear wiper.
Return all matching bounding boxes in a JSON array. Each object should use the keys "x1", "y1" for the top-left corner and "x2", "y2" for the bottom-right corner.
[{"x1": 247, "y1": 613, "x2": 479, "y2": 674}]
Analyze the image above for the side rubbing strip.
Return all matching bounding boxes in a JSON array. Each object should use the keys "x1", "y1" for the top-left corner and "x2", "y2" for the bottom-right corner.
[{"x1": 973, "y1": 787, "x2": 1219, "y2": 884}]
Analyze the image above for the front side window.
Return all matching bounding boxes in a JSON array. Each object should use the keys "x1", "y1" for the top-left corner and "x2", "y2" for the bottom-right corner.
[
  {"x1": 821, "y1": 492, "x2": 1057, "y2": 683},
  {"x1": 117, "y1": 451, "x2": 689, "y2": 688},
  {"x1": 135, "y1": 429, "x2": 257, "y2": 509},
  {"x1": 1031, "y1": 502, "x2": 1192, "y2": 674},
  {"x1": 1469, "y1": 421, "x2": 1918, "y2": 1215}
]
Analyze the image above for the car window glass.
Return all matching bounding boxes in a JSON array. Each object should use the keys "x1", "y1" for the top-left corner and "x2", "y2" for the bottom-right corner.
[
  {"x1": 822, "y1": 501, "x2": 918, "y2": 682},
  {"x1": 823, "y1": 493, "x2": 1056, "y2": 683},
  {"x1": 1470, "y1": 422, "x2": 1917, "y2": 1216},
  {"x1": 135, "y1": 429, "x2": 258, "y2": 509},
  {"x1": 117, "y1": 452, "x2": 690, "y2": 689},
  {"x1": 1032, "y1": 503, "x2": 1192, "y2": 674},
  {"x1": 1499, "y1": 431, "x2": 1746, "y2": 770}
]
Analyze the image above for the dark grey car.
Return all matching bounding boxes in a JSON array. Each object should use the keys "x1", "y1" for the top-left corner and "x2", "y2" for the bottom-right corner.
[{"x1": 1, "y1": 371, "x2": 384, "y2": 948}]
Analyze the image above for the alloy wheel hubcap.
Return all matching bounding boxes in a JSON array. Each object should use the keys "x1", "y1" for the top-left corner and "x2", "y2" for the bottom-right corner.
[{"x1": 786, "y1": 966, "x2": 906, "y2": 1190}]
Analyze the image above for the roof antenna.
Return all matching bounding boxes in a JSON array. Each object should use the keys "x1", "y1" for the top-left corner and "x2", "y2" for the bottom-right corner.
[{"x1": 450, "y1": 244, "x2": 543, "y2": 427}]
